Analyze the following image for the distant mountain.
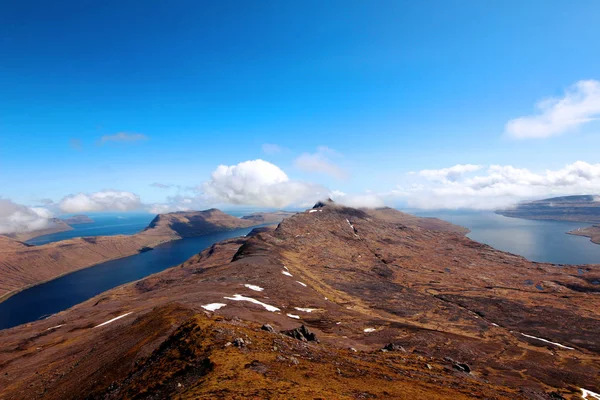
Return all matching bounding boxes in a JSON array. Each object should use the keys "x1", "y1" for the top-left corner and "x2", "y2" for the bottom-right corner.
[
  {"x1": 62, "y1": 215, "x2": 94, "y2": 225},
  {"x1": 496, "y1": 194, "x2": 600, "y2": 223}
]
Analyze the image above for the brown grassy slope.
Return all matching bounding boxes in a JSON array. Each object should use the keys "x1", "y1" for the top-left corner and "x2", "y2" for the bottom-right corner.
[{"x1": 0, "y1": 205, "x2": 598, "y2": 398}]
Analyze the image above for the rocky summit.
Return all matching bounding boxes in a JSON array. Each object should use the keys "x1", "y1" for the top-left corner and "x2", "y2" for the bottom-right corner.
[{"x1": 0, "y1": 203, "x2": 599, "y2": 399}]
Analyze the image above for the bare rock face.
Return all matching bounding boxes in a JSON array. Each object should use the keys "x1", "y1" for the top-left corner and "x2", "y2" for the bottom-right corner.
[
  {"x1": 0, "y1": 204, "x2": 598, "y2": 399},
  {"x1": 281, "y1": 325, "x2": 319, "y2": 342}
]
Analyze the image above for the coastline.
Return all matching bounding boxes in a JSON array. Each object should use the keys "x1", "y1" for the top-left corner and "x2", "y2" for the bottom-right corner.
[
  {"x1": 567, "y1": 226, "x2": 600, "y2": 245},
  {"x1": 0, "y1": 236, "x2": 174, "y2": 305},
  {"x1": 0, "y1": 222, "x2": 278, "y2": 306}
]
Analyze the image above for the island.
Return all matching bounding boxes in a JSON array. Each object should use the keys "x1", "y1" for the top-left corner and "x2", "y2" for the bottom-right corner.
[
  {"x1": 0, "y1": 209, "x2": 292, "y2": 302},
  {"x1": 62, "y1": 214, "x2": 94, "y2": 225},
  {"x1": 497, "y1": 194, "x2": 600, "y2": 246},
  {"x1": 496, "y1": 194, "x2": 600, "y2": 223}
]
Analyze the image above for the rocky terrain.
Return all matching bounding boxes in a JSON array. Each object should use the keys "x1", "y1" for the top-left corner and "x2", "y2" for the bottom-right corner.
[
  {"x1": 0, "y1": 203, "x2": 598, "y2": 399},
  {"x1": 0, "y1": 209, "x2": 291, "y2": 302},
  {"x1": 497, "y1": 195, "x2": 600, "y2": 223}
]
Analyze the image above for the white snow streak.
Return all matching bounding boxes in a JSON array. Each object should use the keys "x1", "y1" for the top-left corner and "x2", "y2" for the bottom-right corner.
[
  {"x1": 581, "y1": 388, "x2": 600, "y2": 399},
  {"x1": 519, "y1": 332, "x2": 574, "y2": 350},
  {"x1": 244, "y1": 284, "x2": 264, "y2": 292},
  {"x1": 294, "y1": 307, "x2": 317, "y2": 313},
  {"x1": 46, "y1": 324, "x2": 65, "y2": 331},
  {"x1": 287, "y1": 313, "x2": 300, "y2": 319},
  {"x1": 201, "y1": 303, "x2": 227, "y2": 311},
  {"x1": 309, "y1": 209, "x2": 318, "y2": 213},
  {"x1": 282, "y1": 270, "x2": 293, "y2": 277},
  {"x1": 94, "y1": 312, "x2": 133, "y2": 328},
  {"x1": 224, "y1": 294, "x2": 280, "y2": 312},
  {"x1": 363, "y1": 327, "x2": 376, "y2": 333},
  {"x1": 296, "y1": 281, "x2": 307, "y2": 287}
]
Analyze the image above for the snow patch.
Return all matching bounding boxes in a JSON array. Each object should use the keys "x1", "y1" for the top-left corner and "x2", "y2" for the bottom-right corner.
[
  {"x1": 309, "y1": 209, "x2": 318, "y2": 213},
  {"x1": 346, "y1": 218, "x2": 359, "y2": 236},
  {"x1": 46, "y1": 324, "x2": 65, "y2": 331},
  {"x1": 491, "y1": 323, "x2": 499, "y2": 327},
  {"x1": 282, "y1": 270, "x2": 293, "y2": 277},
  {"x1": 94, "y1": 312, "x2": 133, "y2": 328},
  {"x1": 294, "y1": 307, "x2": 317, "y2": 313},
  {"x1": 363, "y1": 327, "x2": 376, "y2": 333},
  {"x1": 224, "y1": 294, "x2": 280, "y2": 312},
  {"x1": 201, "y1": 303, "x2": 227, "y2": 311},
  {"x1": 244, "y1": 284, "x2": 264, "y2": 292},
  {"x1": 519, "y1": 332, "x2": 574, "y2": 350},
  {"x1": 581, "y1": 388, "x2": 600, "y2": 399},
  {"x1": 296, "y1": 281, "x2": 307, "y2": 287},
  {"x1": 283, "y1": 265, "x2": 289, "y2": 271},
  {"x1": 287, "y1": 313, "x2": 300, "y2": 319}
]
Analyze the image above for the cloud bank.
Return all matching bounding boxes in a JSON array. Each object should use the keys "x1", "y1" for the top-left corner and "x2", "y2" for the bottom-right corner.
[
  {"x1": 395, "y1": 161, "x2": 600, "y2": 209},
  {"x1": 505, "y1": 80, "x2": 600, "y2": 139},
  {"x1": 0, "y1": 199, "x2": 53, "y2": 235},
  {"x1": 60, "y1": 191, "x2": 143, "y2": 213},
  {"x1": 203, "y1": 159, "x2": 326, "y2": 208}
]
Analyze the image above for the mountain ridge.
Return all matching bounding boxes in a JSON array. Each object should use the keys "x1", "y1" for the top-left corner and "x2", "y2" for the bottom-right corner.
[{"x1": 0, "y1": 203, "x2": 597, "y2": 398}]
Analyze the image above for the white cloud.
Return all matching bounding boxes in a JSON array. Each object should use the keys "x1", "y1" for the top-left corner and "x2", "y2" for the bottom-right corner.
[
  {"x1": 294, "y1": 146, "x2": 347, "y2": 179},
  {"x1": 393, "y1": 161, "x2": 600, "y2": 209},
  {"x1": 100, "y1": 132, "x2": 148, "y2": 144},
  {"x1": 59, "y1": 191, "x2": 142, "y2": 213},
  {"x1": 0, "y1": 199, "x2": 53, "y2": 235},
  {"x1": 262, "y1": 143, "x2": 284, "y2": 154},
  {"x1": 203, "y1": 159, "x2": 326, "y2": 208},
  {"x1": 330, "y1": 190, "x2": 384, "y2": 208},
  {"x1": 418, "y1": 164, "x2": 482, "y2": 182},
  {"x1": 505, "y1": 80, "x2": 600, "y2": 139}
]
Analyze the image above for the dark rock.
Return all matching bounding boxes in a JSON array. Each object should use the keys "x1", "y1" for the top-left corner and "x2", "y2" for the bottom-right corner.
[
  {"x1": 233, "y1": 338, "x2": 246, "y2": 347},
  {"x1": 452, "y1": 363, "x2": 471, "y2": 373},
  {"x1": 382, "y1": 343, "x2": 406, "y2": 352},
  {"x1": 261, "y1": 324, "x2": 275, "y2": 333},
  {"x1": 548, "y1": 392, "x2": 566, "y2": 400},
  {"x1": 281, "y1": 325, "x2": 319, "y2": 342},
  {"x1": 245, "y1": 360, "x2": 269, "y2": 374}
]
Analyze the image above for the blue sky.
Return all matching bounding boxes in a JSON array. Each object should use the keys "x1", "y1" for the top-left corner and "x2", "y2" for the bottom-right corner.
[{"x1": 1, "y1": 1, "x2": 600, "y2": 219}]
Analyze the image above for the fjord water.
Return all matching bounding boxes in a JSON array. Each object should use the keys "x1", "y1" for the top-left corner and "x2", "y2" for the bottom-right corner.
[
  {"x1": 412, "y1": 210, "x2": 600, "y2": 265},
  {"x1": 0, "y1": 227, "x2": 256, "y2": 330},
  {"x1": 25, "y1": 213, "x2": 155, "y2": 245}
]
